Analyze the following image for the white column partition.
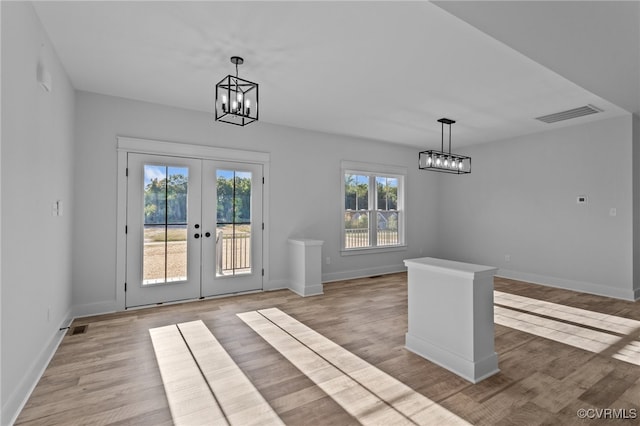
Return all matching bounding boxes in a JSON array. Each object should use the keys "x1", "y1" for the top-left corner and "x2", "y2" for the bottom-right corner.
[
  {"x1": 403, "y1": 257, "x2": 499, "y2": 383},
  {"x1": 288, "y1": 239, "x2": 324, "y2": 296}
]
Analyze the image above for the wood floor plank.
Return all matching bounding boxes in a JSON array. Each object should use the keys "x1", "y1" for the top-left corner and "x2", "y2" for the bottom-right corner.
[
  {"x1": 237, "y1": 310, "x2": 416, "y2": 425},
  {"x1": 149, "y1": 324, "x2": 227, "y2": 426},
  {"x1": 15, "y1": 273, "x2": 640, "y2": 425},
  {"x1": 176, "y1": 320, "x2": 284, "y2": 426},
  {"x1": 241, "y1": 308, "x2": 471, "y2": 425}
]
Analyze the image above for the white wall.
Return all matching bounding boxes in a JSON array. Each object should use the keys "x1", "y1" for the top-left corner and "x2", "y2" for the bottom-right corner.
[
  {"x1": 72, "y1": 91, "x2": 439, "y2": 313},
  {"x1": 437, "y1": 115, "x2": 635, "y2": 299},
  {"x1": 634, "y1": 114, "x2": 640, "y2": 297},
  {"x1": 1, "y1": 2, "x2": 76, "y2": 424}
]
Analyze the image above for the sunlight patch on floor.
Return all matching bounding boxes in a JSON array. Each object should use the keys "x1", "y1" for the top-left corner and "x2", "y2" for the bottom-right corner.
[
  {"x1": 495, "y1": 291, "x2": 640, "y2": 334},
  {"x1": 612, "y1": 340, "x2": 640, "y2": 365},
  {"x1": 494, "y1": 292, "x2": 640, "y2": 366},
  {"x1": 238, "y1": 307, "x2": 470, "y2": 426},
  {"x1": 149, "y1": 324, "x2": 228, "y2": 426},
  {"x1": 150, "y1": 320, "x2": 283, "y2": 426}
]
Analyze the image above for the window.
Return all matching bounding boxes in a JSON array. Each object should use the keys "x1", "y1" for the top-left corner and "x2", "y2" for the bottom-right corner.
[{"x1": 342, "y1": 161, "x2": 405, "y2": 252}]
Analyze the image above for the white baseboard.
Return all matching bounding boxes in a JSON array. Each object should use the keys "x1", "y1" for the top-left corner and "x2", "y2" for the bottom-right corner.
[
  {"x1": 322, "y1": 264, "x2": 406, "y2": 283},
  {"x1": 405, "y1": 333, "x2": 499, "y2": 384},
  {"x1": 497, "y1": 268, "x2": 636, "y2": 301},
  {"x1": 3, "y1": 310, "x2": 73, "y2": 426},
  {"x1": 288, "y1": 283, "x2": 324, "y2": 297},
  {"x1": 264, "y1": 279, "x2": 289, "y2": 292},
  {"x1": 72, "y1": 300, "x2": 118, "y2": 318}
]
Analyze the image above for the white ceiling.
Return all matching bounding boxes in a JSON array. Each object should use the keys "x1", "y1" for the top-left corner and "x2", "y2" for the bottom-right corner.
[
  {"x1": 434, "y1": 1, "x2": 640, "y2": 117},
  {"x1": 32, "y1": 1, "x2": 635, "y2": 149}
]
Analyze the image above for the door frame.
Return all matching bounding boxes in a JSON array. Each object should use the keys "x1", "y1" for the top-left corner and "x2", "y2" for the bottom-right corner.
[{"x1": 116, "y1": 136, "x2": 271, "y2": 310}]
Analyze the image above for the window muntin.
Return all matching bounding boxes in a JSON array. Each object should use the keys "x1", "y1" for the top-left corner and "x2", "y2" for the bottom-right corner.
[
  {"x1": 375, "y1": 176, "x2": 399, "y2": 247},
  {"x1": 342, "y1": 165, "x2": 404, "y2": 251},
  {"x1": 142, "y1": 165, "x2": 189, "y2": 285}
]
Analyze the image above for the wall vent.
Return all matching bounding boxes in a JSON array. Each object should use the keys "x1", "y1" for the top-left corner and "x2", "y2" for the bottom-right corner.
[
  {"x1": 535, "y1": 104, "x2": 603, "y2": 124},
  {"x1": 71, "y1": 325, "x2": 88, "y2": 335}
]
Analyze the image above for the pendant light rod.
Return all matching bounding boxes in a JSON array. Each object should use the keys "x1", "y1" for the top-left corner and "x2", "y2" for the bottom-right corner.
[
  {"x1": 437, "y1": 118, "x2": 455, "y2": 154},
  {"x1": 231, "y1": 56, "x2": 243, "y2": 78}
]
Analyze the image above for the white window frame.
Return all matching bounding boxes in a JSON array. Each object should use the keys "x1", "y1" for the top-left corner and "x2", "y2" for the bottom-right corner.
[{"x1": 341, "y1": 160, "x2": 406, "y2": 255}]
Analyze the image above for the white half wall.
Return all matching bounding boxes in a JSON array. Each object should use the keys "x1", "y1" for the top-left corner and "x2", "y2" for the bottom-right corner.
[
  {"x1": 72, "y1": 91, "x2": 438, "y2": 314},
  {"x1": 1, "y1": 2, "x2": 76, "y2": 424},
  {"x1": 436, "y1": 115, "x2": 635, "y2": 300}
]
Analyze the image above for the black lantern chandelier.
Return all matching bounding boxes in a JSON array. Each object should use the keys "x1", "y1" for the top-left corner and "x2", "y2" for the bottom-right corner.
[
  {"x1": 215, "y1": 56, "x2": 258, "y2": 126},
  {"x1": 419, "y1": 118, "x2": 471, "y2": 174}
]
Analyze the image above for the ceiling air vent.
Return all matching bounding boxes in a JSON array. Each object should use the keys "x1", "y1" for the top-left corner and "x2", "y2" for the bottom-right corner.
[{"x1": 535, "y1": 104, "x2": 603, "y2": 124}]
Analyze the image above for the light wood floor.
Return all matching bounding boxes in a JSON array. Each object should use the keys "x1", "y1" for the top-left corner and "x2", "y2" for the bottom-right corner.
[{"x1": 15, "y1": 273, "x2": 640, "y2": 425}]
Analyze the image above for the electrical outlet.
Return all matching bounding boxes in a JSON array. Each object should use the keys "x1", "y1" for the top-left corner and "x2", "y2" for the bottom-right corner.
[
  {"x1": 610, "y1": 208, "x2": 617, "y2": 217},
  {"x1": 505, "y1": 255, "x2": 511, "y2": 262}
]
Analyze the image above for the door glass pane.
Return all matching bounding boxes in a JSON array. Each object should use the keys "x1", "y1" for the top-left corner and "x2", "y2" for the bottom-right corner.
[
  {"x1": 216, "y1": 170, "x2": 252, "y2": 276},
  {"x1": 143, "y1": 165, "x2": 188, "y2": 285}
]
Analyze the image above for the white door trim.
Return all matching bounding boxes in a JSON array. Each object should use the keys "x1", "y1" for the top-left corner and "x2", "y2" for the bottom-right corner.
[{"x1": 115, "y1": 136, "x2": 271, "y2": 311}]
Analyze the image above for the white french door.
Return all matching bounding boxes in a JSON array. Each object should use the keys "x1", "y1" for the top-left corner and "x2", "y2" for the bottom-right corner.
[
  {"x1": 125, "y1": 153, "x2": 263, "y2": 307},
  {"x1": 201, "y1": 161, "x2": 263, "y2": 297}
]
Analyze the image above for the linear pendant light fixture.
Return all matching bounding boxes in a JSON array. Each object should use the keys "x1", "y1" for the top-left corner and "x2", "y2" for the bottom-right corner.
[
  {"x1": 215, "y1": 56, "x2": 259, "y2": 126},
  {"x1": 419, "y1": 118, "x2": 471, "y2": 174}
]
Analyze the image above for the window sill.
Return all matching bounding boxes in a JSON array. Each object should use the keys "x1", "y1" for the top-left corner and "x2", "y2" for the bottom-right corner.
[{"x1": 341, "y1": 245, "x2": 407, "y2": 256}]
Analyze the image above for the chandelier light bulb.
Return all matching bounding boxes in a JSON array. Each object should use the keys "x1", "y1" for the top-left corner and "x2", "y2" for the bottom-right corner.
[
  {"x1": 426, "y1": 155, "x2": 433, "y2": 166},
  {"x1": 246, "y1": 99, "x2": 251, "y2": 116},
  {"x1": 444, "y1": 157, "x2": 450, "y2": 168},
  {"x1": 458, "y1": 160, "x2": 464, "y2": 170},
  {"x1": 221, "y1": 95, "x2": 228, "y2": 112},
  {"x1": 436, "y1": 156, "x2": 442, "y2": 167}
]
